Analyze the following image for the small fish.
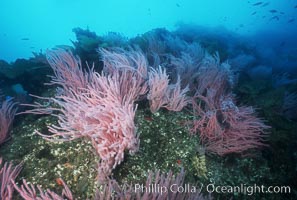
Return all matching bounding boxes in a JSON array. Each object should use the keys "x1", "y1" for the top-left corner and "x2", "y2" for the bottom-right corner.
[
  {"x1": 251, "y1": 11, "x2": 257, "y2": 15},
  {"x1": 21, "y1": 38, "x2": 29, "y2": 40},
  {"x1": 261, "y1": 2, "x2": 270, "y2": 7},
  {"x1": 253, "y1": 2, "x2": 263, "y2": 6},
  {"x1": 239, "y1": 24, "x2": 244, "y2": 27},
  {"x1": 270, "y1": 16, "x2": 279, "y2": 21},
  {"x1": 269, "y1": 9, "x2": 277, "y2": 13},
  {"x1": 176, "y1": 3, "x2": 180, "y2": 7},
  {"x1": 147, "y1": 8, "x2": 151, "y2": 16},
  {"x1": 288, "y1": 18, "x2": 295, "y2": 23},
  {"x1": 294, "y1": 5, "x2": 297, "y2": 8}
]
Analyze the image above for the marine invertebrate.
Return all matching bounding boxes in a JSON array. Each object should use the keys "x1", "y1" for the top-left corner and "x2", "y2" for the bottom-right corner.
[
  {"x1": 0, "y1": 97, "x2": 17, "y2": 145},
  {"x1": 95, "y1": 168, "x2": 210, "y2": 200},
  {"x1": 187, "y1": 53, "x2": 269, "y2": 155},
  {"x1": 190, "y1": 87, "x2": 270, "y2": 155},
  {"x1": 12, "y1": 178, "x2": 73, "y2": 200},
  {"x1": 25, "y1": 48, "x2": 140, "y2": 182},
  {"x1": 98, "y1": 47, "x2": 149, "y2": 102},
  {"x1": 147, "y1": 66, "x2": 190, "y2": 113},
  {"x1": 0, "y1": 158, "x2": 22, "y2": 199},
  {"x1": 205, "y1": 103, "x2": 270, "y2": 155}
]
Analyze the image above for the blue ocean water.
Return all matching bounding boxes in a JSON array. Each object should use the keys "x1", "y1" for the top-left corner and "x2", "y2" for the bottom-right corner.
[
  {"x1": 0, "y1": 0, "x2": 297, "y2": 62},
  {"x1": 1, "y1": 1, "x2": 297, "y2": 200}
]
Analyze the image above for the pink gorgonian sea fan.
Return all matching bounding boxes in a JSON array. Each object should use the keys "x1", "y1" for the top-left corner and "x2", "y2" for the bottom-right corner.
[
  {"x1": 0, "y1": 97, "x2": 17, "y2": 145},
  {"x1": 0, "y1": 158, "x2": 23, "y2": 200},
  {"x1": 23, "y1": 48, "x2": 140, "y2": 182},
  {"x1": 190, "y1": 94, "x2": 270, "y2": 155}
]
